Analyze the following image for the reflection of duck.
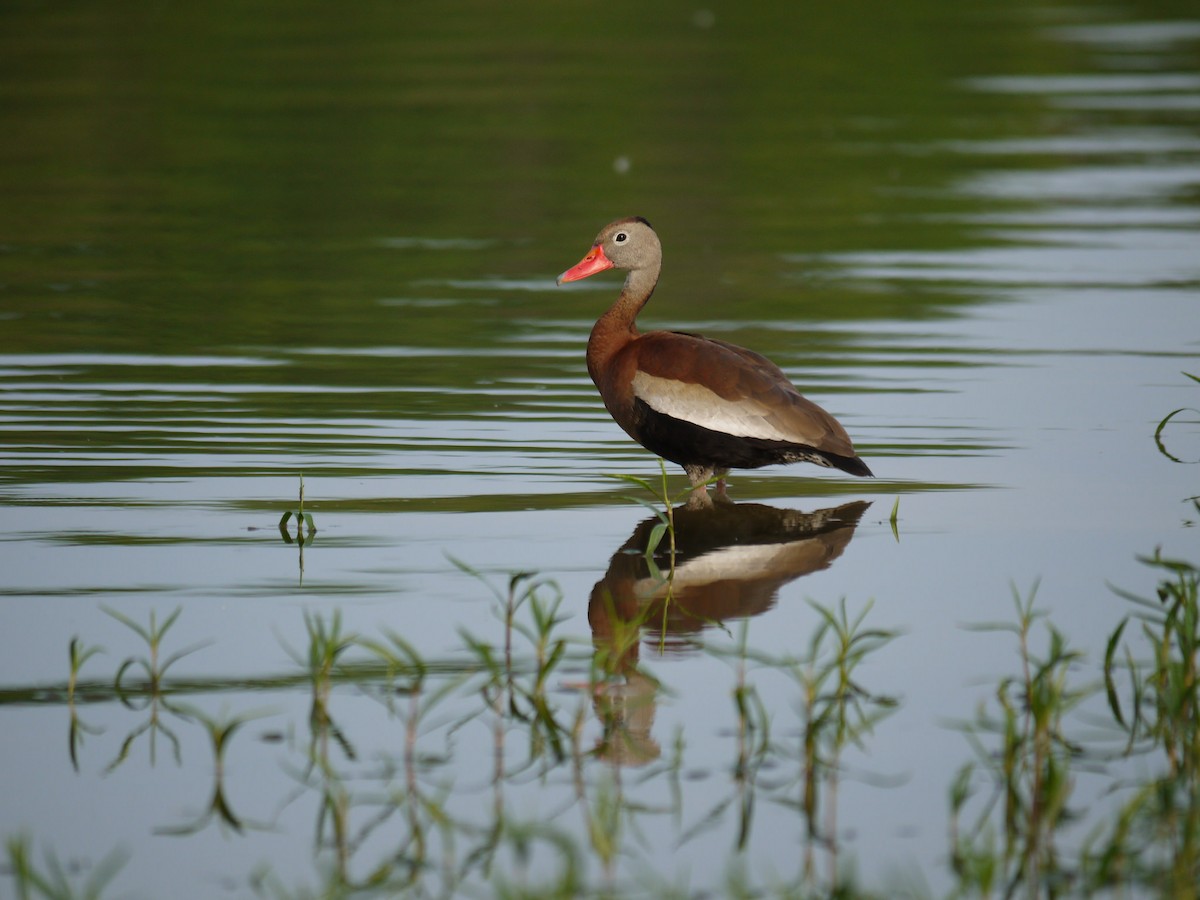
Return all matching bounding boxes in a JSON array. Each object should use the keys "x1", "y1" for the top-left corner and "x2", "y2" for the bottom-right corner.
[
  {"x1": 557, "y1": 217, "x2": 872, "y2": 505},
  {"x1": 590, "y1": 499, "x2": 871, "y2": 656},
  {"x1": 587, "y1": 500, "x2": 870, "y2": 766}
]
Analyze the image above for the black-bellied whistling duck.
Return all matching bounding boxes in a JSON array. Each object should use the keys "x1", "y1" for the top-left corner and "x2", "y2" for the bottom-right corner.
[{"x1": 557, "y1": 217, "x2": 873, "y2": 500}]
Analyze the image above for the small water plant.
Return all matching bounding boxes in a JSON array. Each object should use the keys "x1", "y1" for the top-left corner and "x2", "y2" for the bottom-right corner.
[
  {"x1": 950, "y1": 583, "x2": 1090, "y2": 895},
  {"x1": 5, "y1": 833, "x2": 128, "y2": 900},
  {"x1": 157, "y1": 704, "x2": 274, "y2": 837},
  {"x1": 703, "y1": 599, "x2": 900, "y2": 894},
  {"x1": 22, "y1": 539, "x2": 1200, "y2": 898},
  {"x1": 279, "y1": 475, "x2": 317, "y2": 542},
  {"x1": 102, "y1": 606, "x2": 210, "y2": 770},
  {"x1": 67, "y1": 638, "x2": 103, "y2": 704},
  {"x1": 1154, "y1": 371, "x2": 1200, "y2": 465},
  {"x1": 67, "y1": 638, "x2": 105, "y2": 771},
  {"x1": 608, "y1": 460, "x2": 693, "y2": 561},
  {"x1": 454, "y1": 561, "x2": 576, "y2": 765},
  {"x1": 607, "y1": 459, "x2": 724, "y2": 649},
  {"x1": 787, "y1": 599, "x2": 900, "y2": 886},
  {"x1": 1089, "y1": 549, "x2": 1200, "y2": 893},
  {"x1": 698, "y1": 621, "x2": 774, "y2": 853},
  {"x1": 949, "y1": 555, "x2": 1200, "y2": 896},
  {"x1": 294, "y1": 610, "x2": 358, "y2": 763}
]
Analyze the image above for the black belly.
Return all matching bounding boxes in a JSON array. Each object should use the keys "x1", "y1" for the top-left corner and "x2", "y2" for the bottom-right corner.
[{"x1": 628, "y1": 397, "x2": 867, "y2": 473}]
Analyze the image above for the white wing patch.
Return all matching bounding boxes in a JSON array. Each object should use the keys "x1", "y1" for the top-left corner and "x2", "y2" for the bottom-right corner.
[{"x1": 631, "y1": 371, "x2": 792, "y2": 442}]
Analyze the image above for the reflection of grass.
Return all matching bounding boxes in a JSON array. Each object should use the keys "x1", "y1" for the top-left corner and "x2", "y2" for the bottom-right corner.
[
  {"x1": 156, "y1": 704, "x2": 274, "y2": 837},
  {"x1": 1091, "y1": 550, "x2": 1200, "y2": 894},
  {"x1": 67, "y1": 638, "x2": 103, "y2": 704},
  {"x1": 455, "y1": 562, "x2": 575, "y2": 765},
  {"x1": 609, "y1": 460, "x2": 733, "y2": 651},
  {"x1": 5, "y1": 834, "x2": 128, "y2": 900},
  {"x1": 101, "y1": 605, "x2": 211, "y2": 770},
  {"x1": 6, "y1": 553, "x2": 1200, "y2": 896},
  {"x1": 279, "y1": 474, "x2": 317, "y2": 541},
  {"x1": 103, "y1": 606, "x2": 211, "y2": 696},
  {"x1": 952, "y1": 557, "x2": 1200, "y2": 896},
  {"x1": 657, "y1": 598, "x2": 901, "y2": 897},
  {"x1": 951, "y1": 583, "x2": 1088, "y2": 893},
  {"x1": 1154, "y1": 371, "x2": 1200, "y2": 465},
  {"x1": 609, "y1": 461, "x2": 688, "y2": 645},
  {"x1": 67, "y1": 638, "x2": 104, "y2": 771},
  {"x1": 609, "y1": 460, "x2": 691, "y2": 561}
]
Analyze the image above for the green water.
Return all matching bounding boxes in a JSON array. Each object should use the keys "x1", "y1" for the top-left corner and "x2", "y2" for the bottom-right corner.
[{"x1": 1, "y1": 0, "x2": 1076, "y2": 356}]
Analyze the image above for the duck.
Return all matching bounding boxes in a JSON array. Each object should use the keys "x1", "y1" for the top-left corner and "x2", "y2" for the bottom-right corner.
[{"x1": 556, "y1": 216, "x2": 872, "y2": 500}]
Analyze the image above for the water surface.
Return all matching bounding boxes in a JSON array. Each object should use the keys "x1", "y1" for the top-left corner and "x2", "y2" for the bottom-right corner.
[{"x1": 1, "y1": 1, "x2": 1198, "y2": 895}]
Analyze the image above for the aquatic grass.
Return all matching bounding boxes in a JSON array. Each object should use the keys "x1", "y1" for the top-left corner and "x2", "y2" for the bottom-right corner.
[
  {"x1": 947, "y1": 560, "x2": 1200, "y2": 896},
  {"x1": 1153, "y1": 371, "x2": 1200, "y2": 465},
  {"x1": 279, "y1": 477, "x2": 317, "y2": 585},
  {"x1": 25, "y1": 555, "x2": 1200, "y2": 898},
  {"x1": 279, "y1": 611, "x2": 436, "y2": 894},
  {"x1": 454, "y1": 563, "x2": 676, "y2": 892},
  {"x1": 585, "y1": 591, "x2": 669, "y2": 777},
  {"x1": 156, "y1": 704, "x2": 275, "y2": 837},
  {"x1": 586, "y1": 589, "x2": 653, "y2": 683},
  {"x1": 453, "y1": 561, "x2": 578, "y2": 766},
  {"x1": 1086, "y1": 550, "x2": 1200, "y2": 894},
  {"x1": 5, "y1": 834, "x2": 128, "y2": 900},
  {"x1": 101, "y1": 606, "x2": 211, "y2": 771},
  {"x1": 513, "y1": 585, "x2": 572, "y2": 710},
  {"x1": 705, "y1": 621, "x2": 773, "y2": 852},
  {"x1": 567, "y1": 706, "x2": 621, "y2": 886},
  {"x1": 607, "y1": 460, "x2": 734, "y2": 653},
  {"x1": 293, "y1": 610, "x2": 358, "y2": 764},
  {"x1": 607, "y1": 460, "x2": 693, "y2": 560},
  {"x1": 297, "y1": 609, "x2": 355, "y2": 690},
  {"x1": 489, "y1": 821, "x2": 585, "y2": 900},
  {"x1": 279, "y1": 474, "x2": 317, "y2": 541},
  {"x1": 67, "y1": 638, "x2": 103, "y2": 704},
  {"x1": 103, "y1": 606, "x2": 210, "y2": 696},
  {"x1": 801, "y1": 598, "x2": 902, "y2": 756},
  {"x1": 788, "y1": 598, "x2": 900, "y2": 890},
  {"x1": 1104, "y1": 551, "x2": 1200, "y2": 767},
  {"x1": 357, "y1": 627, "x2": 471, "y2": 716},
  {"x1": 676, "y1": 624, "x2": 768, "y2": 854},
  {"x1": 67, "y1": 638, "x2": 104, "y2": 772},
  {"x1": 569, "y1": 671, "x2": 685, "y2": 891},
  {"x1": 702, "y1": 599, "x2": 899, "y2": 895},
  {"x1": 276, "y1": 613, "x2": 361, "y2": 891},
  {"x1": 355, "y1": 631, "x2": 476, "y2": 894},
  {"x1": 607, "y1": 465, "x2": 681, "y2": 655},
  {"x1": 355, "y1": 568, "x2": 590, "y2": 895},
  {"x1": 950, "y1": 583, "x2": 1091, "y2": 895}
]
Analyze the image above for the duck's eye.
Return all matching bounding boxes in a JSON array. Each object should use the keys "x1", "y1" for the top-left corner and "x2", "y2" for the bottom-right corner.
[{"x1": 615, "y1": 232, "x2": 627, "y2": 243}]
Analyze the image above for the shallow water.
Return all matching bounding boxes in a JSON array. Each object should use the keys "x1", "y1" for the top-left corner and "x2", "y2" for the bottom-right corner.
[{"x1": 1, "y1": 1, "x2": 1199, "y2": 896}]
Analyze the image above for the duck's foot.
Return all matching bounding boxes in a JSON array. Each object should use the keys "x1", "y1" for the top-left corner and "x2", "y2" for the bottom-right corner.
[
  {"x1": 685, "y1": 484, "x2": 714, "y2": 509},
  {"x1": 712, "y1": 469, "x2": 734, "y2": 504}
]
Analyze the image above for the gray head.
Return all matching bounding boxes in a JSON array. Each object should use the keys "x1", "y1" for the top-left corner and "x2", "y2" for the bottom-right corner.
[{"x1": 557, "y1": 217, "x2": 662, "y2": 285}]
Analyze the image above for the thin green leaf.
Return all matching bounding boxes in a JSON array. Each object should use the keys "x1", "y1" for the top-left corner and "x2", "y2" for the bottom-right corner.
[
  {"x1": 1154, "y1": 406, "x2": 1199, "y2": 463},
  {"x1": 645, "y1": 521, "x2": 667, "y2": 556}
]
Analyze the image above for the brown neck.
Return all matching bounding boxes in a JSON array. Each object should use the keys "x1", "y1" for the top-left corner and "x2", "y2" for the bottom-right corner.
[{"x1": 586, "y1": 267, "x2": 659, "y2": 386}]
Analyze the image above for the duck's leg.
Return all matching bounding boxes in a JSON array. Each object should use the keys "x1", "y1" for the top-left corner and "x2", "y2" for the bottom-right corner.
[
  {"x1": 683, "y1": 464, "x2": 715, "y2": 508},
  {"x1": 713, "y1": 468, "x2": 731, "y2": 502}
]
